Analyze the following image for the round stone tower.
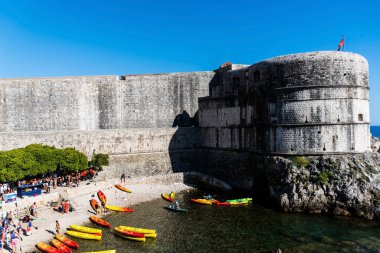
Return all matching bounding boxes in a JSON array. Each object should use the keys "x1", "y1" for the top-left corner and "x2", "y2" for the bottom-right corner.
[{"x1": 259, "y1": 51, "x2": 370, "y2": 154}]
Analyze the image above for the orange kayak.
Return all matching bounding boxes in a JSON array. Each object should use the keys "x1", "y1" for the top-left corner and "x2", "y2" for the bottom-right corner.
[
  {"x1": 90, "y1": 215, "x2": 110, "y2": 228},
  {"x1": 114, "y1": 227, "x2": 145, "y2": 238},
  {"x1": 90, "y1": 199, "x2": 100, "y2": 212},
  {"x1": 55, "y1": 234, "x2": 79, "y2": 249},
  {"x1": 36, "y1": 242, "x2": 61, "y2": 253},
  {"x1": 97, "y1": 190, "x2": 107, "y2": 205},
  {"x1": 115, "y1": 184, "x2": 132, "y2": 193},
  {"x1": 51, "y1": 239, "x2": 72, "y2": 253},
  {"x1": 105, "y1": 205, "x2": 134, "y2": 212}
]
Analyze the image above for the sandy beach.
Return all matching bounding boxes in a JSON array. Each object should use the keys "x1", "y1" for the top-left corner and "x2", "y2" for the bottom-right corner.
[{"x1": 3, "y1": 173, "x2": 193, "y2": 253}]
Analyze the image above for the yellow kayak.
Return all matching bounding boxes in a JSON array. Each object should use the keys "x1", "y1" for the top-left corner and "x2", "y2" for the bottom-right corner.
[
  {"x1": 143, "y1": 233, "x2": 157, "y2": 238},
  {"x1": 229, "y1": 201, "x2": 250, "y2": 205},
  {"x1": 115, "y1": 232, "x2": 146, "y2": 242},
  {"x1": 105, "y1": 205, "x2": 134, "y2": 212},
  {"x1": 70, "y1": 224, "x2": 102, "y2": 235},
  {"x1": 66, "y1": 230, "x2": 101, "y2": 240},
  {"x1": 82, "y1": 251, "x2": 116, "y2": 253},
  {"x1": 191, "y1": 198, "x2": 215, "y2": 205},
  {"x1": 119, "y1": 226, "x2": 156, "y2": 234}
]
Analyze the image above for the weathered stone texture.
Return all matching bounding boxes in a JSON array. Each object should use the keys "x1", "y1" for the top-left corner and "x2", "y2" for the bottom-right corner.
[
  {"x1": 198, "y1": 51, "x2": 370, "y2": 155},
  {"x1": 0, "y1": 72, "x2": 213, "y2": 131}
]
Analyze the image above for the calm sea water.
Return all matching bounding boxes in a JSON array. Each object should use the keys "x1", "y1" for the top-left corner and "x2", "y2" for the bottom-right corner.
[
  {"x1": 74, "y1": 190, "x2": 380, "y2": 253},
  {"x1": 371, "y1": 126, "x2": 380, "y2": 138}
]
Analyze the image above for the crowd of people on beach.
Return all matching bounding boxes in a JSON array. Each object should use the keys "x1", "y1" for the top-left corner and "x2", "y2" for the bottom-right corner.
[
  {"x1": 0, "y1": 168, "x2": 100, "y2": 252},
  {"x1": 0, "y1": 168, "x2": 98, "y2": 202},
  {"x1": 0, "y1": 206, "x2": 36, "y2": 253},
  {"x1": 0, "y1": 183, "x2": 17, "y2": 202}
]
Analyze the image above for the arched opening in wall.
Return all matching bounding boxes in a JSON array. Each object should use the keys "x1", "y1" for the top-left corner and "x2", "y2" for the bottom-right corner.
[
  {"x1": 358, "y1": 114, "x2": 363, "y2": 121},
  {"x1": 254, "y1": 71, "x2": 260, "y2": 82}
]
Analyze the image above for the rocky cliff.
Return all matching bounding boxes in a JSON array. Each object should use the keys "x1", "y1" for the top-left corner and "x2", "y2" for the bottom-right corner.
[{"x1": 254, "y1": 152, "x2": 380, "y2": 219}]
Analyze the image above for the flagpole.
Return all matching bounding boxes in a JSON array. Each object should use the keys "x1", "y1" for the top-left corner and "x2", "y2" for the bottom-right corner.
[{"x1": 343, "y1": 35, "x2": 345, "y2": 51}]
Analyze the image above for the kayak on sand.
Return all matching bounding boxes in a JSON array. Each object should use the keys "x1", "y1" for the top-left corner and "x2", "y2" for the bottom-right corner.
[
  {"x1": 51, "y1": 238, "x2": 72, "y2": 253},
  {"x1": 55, "y1": 234, "x2": 79, "y2": 249},
  {"x1": 36, "y1": 242, "x2": 62, "y2": 253},
  {"x1": 115, "y1": 184, "x2": 132, "y2": 193},
  {"x1": 90, "y1": 199, "x2": 101, "y2": 212},
  {"x1": 97, "y1": 190, "x2": 107, "y2": 205}
]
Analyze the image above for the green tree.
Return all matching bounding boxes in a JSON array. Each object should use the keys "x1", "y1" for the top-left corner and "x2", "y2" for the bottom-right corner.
[
  {"x1": 0, "y1": 144, "x2": 89, "y2": 182},
  {"x1": 93, "y1": 153, "x2": 109, "y2": 170}
]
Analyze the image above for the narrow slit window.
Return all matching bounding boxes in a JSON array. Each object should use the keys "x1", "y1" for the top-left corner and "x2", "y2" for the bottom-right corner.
[{"x1": 358, "y1": 114, "x2": 363, "y2": 121}]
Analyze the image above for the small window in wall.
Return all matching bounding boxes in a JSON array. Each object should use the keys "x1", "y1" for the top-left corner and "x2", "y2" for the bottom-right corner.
[
  {"x1": 254, "y1": 71, "x2": 260, "y2": 82},
  {"x1": 358, "y1": 114, "x2": 363, "y2": 121}
]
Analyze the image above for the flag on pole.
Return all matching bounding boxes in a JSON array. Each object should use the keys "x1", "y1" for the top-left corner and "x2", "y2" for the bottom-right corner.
[{"x1": 337, "y1": 36, "x2": 344, "y2": 51}]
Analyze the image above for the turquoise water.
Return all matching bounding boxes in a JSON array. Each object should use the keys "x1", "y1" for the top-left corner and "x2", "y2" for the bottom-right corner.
[
  {"x1": 72, "y1": 190, "x2": 380, "y2": 253},
  {"x1": 371, "y1": 126, "x2": 380, "y2": 138}
]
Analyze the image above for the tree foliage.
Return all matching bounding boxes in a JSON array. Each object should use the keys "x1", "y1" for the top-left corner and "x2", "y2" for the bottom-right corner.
[
  {"x1": 0, "y1": 144, "x2": 88, "y2": 182},
  {"x1": 93, "y1": 153, "x2": 109, "y2": 170}
]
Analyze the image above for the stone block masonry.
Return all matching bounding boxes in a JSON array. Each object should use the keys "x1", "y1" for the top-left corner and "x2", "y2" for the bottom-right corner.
[
  {"x1": 0, "y1": 51, "x2": 372, "y2": 194},
  {"x1": 198, "y1": 51, "x2": 370, "y2": 155},
  {"x1": 0, "y1": 72, "x2": 213, "y2": 131}
]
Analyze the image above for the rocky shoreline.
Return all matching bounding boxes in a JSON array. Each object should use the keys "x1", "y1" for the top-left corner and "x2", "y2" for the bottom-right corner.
[{"x1": 254, "y1": 152, "x2": 380, "y2": 219}]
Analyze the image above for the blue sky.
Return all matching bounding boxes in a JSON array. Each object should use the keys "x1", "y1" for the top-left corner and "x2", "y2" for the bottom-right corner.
[{"x1": 0, "y1": 0, "x2": 379, "y2": 124}]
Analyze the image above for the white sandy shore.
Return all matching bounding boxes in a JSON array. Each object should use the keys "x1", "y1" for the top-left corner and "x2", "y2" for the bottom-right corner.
[{"x1": 6, "y1": 173, "x2": 193, "y2": 253}]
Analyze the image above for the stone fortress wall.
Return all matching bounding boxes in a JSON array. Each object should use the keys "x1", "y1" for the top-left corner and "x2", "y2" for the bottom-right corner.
[
  {"x1": 198, "y1": 51, "x2": 370, "y2": 155},
  {"x1": 0, "y1": 72, "x2": 213, "y2": 178},
  {"x1": 0, "y1": 51, "x2": 372, "y2": 186}
]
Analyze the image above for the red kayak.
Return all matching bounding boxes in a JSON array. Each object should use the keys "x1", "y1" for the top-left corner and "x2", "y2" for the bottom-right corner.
[
  {"x1": 90, "y1": 215, "x2": 110, "y2": 228},
  {"x1": 213, "y1": 201, "x2": 231, "y2": 206},
  {"x1": 55, "y1": 234, "x2": 79, "y2": 249},
  {"x1": 51, "y1": 239, "x2": 72, "y2": 253},
  {"x1": 97, "y1": 190, "x2": 107, "y2": 205},
  {"x1": 36, "y1": 242, "x2": 61, "y2": 253},
  {"x1": 114, "y1": 227, "x2": 145, "y2": 238}
]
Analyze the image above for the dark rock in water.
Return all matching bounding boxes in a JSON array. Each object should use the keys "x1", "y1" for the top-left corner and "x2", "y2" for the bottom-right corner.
[{"x1": 253, "y1": 152, "x2": 380, "y2": 220}]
